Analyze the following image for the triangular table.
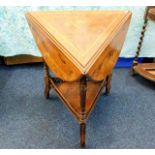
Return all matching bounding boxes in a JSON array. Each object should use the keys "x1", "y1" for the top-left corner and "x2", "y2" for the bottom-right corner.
[{"x1": 26, "y1": 11, "x2": 131, "y2": 147}]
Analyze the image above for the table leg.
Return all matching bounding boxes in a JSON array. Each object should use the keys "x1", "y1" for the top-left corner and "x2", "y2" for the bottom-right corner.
[
  {"x1": 80, "y1": 123, "x2": 86, "y2": 147},
  {"x1": 105, "y1": 74, "x2": 112, "y2": 95},
  {"x1": 79, "y1": 75, "x2": 87, "y2": 147},
  {"x1": 44, "y1": 63, "x2": 50, "y2": 98},
  {"x1": 80, "y1": 75, "x2": 87, "y2": 116}
]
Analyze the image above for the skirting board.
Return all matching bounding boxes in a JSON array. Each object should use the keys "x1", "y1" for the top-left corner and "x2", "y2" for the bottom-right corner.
[
  {"x1": 5, "y1": 55, "x2": 127, "y2": 66},
  {"x1": 3, "y1": 55, "x2": 153, "y2": 67},
  {"x1": 4, "y1": 55, "x2": 43, "y2": 65}
]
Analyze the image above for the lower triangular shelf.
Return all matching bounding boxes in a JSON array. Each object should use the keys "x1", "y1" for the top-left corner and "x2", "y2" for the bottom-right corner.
[{"x1": 52, "y1": 80, "x2": 104, "y2": 122}]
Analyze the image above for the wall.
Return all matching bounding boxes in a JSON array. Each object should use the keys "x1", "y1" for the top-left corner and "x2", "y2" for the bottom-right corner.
[{"x1": 0, "y1": 6, "x2": 155, "y2": 57}]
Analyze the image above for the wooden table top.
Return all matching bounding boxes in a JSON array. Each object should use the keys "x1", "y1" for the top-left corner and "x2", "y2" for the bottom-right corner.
[{"x1": 26, "y1": 11, "x2": 131, "y2": 73}]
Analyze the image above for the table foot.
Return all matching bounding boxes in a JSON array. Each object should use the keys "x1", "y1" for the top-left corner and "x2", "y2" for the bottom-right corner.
[
  {"x1": 80, "y1": 123, "x2": 86, "y2": 147},
  {"x1": 44, "y1": 76, "x2": 50, "y2": 98}
]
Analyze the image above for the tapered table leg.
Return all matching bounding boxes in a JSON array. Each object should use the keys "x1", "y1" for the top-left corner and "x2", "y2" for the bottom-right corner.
[
  {"x1": 44, "y1": 63, "x2": 50, "y2": 98},
  {"x1": 80, "y1": 123, "x2": 86, "y2": 147}
]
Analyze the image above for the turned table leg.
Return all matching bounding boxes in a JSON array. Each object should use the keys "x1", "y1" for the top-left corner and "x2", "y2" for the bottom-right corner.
[
  {"x1": 105, "y1": 73, "x2": 112, "y2": 95},
  {"x1": 80, "y1": 123, "x2": 86, "y2": 147},
  {"x1": 44, "y1": 63, "x2": 50, "y2": 98},
  {"x1": 79, "y1": 75, "x2": 87, "y2": 147}
]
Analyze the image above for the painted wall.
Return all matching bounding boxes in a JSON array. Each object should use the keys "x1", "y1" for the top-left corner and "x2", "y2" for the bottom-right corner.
[{"x1": 0, "y1": 6, "x2": 155, "y2": 57}]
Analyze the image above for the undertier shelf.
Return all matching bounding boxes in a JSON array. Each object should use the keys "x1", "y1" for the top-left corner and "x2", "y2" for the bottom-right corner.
[{"x1": 51, "y1": 79, "x2": 105, "y2": 122}]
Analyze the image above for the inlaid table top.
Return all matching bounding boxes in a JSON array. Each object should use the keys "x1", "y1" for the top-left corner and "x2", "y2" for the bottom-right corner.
[
  {"x1": 26, "y1": 10, "x2": 132, "y2": 147},
  {"x1": 26, "y1": 11, "x2": 131, "y2": 81}
]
